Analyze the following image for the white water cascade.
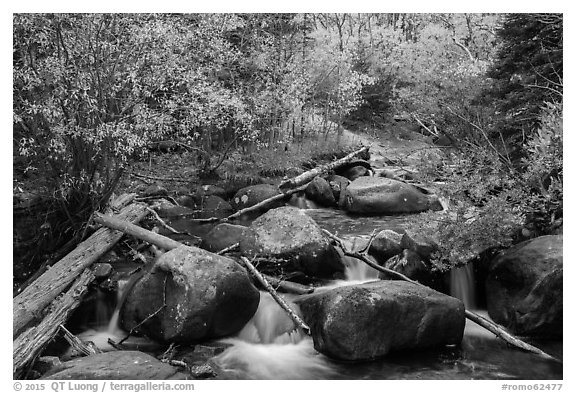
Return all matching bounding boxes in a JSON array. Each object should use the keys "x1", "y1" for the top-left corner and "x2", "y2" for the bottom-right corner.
[
  {"x1": 213, "y1": 291, "x2": 334, "y2": 379},
  {"x1": 450, "y1": 264, "x2": 476, "y2": 309},
  {"x1": 66, "y1": 280, "x2": 129, "y2": 356}
]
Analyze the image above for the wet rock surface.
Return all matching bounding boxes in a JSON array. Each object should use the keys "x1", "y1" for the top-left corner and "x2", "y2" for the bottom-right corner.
[
  {"x1": 296, "y1": 280, "x2": 465, "y2": 361},
  {"x1": 231, "y1": 184, "x2": 282, "y2": 212},
  {"x1": 340, "y1": 177, "x2": 442, "y2": 215},
  {"x1": 43, "y1": 351, "x2": 189, "y2": 380},
  {"x1": 120, "y1": 246, "x2": 260, "y2": 343},
  {"x1": 201, "y1": 223, "x2": 252, "y2": 253},
  {"x1": 240, "y1": 206, "x2": 344, "y2": 278},
  {"x1": 486, "y1": 235, "x2": 562, "y2": 338}
]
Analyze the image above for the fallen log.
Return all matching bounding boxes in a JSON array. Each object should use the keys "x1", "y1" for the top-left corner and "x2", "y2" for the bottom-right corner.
[
  {"x1": 14, "y1": 193, "x2": 137, "y2": 297},
  {"x1": 192, "y1": 147, "x2": 369, "y2": 224},
  {"x1": 93, "y1": 212, "x2": 182, "y2": 250},
  {"x1": 258, "y1": 274, "x2": 315, "y2": 295},
  {"x1": 191, "y1": 183, "x2": 310, "y2": 224},
  {"x1": 278, "y1": 145, "x2": 369, "y2": 192},
  {"x1": 240, "y1": 257, "x2": 311, "y2": 336},
  {"x1": 13, "y1": 202, "x2": 148, "y2": 338},
  {"x1": 322, "y1": 229, "x2": 561, "y2": 363},
  {"x1": 13, "y1": 268, "x2": 95, "y2": 379}
]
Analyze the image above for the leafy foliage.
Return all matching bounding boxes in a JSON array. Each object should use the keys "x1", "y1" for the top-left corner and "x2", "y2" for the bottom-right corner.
[{"x1": 12, "y1": 12, "x2": 563, "y2": 279}]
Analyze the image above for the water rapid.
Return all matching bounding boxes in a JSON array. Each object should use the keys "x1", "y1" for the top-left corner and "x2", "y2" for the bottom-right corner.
[{"x1": 213, "y1": 291, "x2": 334, "y2": 379}]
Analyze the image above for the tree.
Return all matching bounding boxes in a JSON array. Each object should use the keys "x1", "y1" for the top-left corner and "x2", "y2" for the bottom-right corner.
[{"x1": 485, "y1": 13, "x2": 562, "y2": 157}]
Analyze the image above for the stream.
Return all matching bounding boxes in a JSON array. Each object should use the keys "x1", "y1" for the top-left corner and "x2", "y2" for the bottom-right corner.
[
  {"x1": 70, "y1": 130, "x2": 562, "y2": 380},
  {"x1": 71, "y1": 200, "x2": 562, "y2": 380},
  {"x1": 210, "y1": 203, "x2": 563, "y2": 380}
]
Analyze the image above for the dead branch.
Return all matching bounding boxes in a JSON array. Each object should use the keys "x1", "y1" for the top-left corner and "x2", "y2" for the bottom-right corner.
[
  {"x1": 240, "y1": 257, "x2": 311, "y2": 336},
  {"x1": 278, "y1": 145, "x2": 370, "y2": 192},
  {"x1": 145, "y1": 207, "x2": 184, "y2": 235},
  {"x1": 215, "y1": 243, "x2": 240, "y2": 255},
  {"x1": 257, "y1": 274, "x2": 315, "y2": 295},
  {"x1": 412, "y1": 114, "x2": 439, "y2": 137},
  {"x1": 60, "y1": 325, "x2": 101, "y2": 357},
  {"x1": 452, "y1": 37, "x2": 476, "y2": 63},
  {"x1": 131, "y1": 172, "x2": 189, "y2": 183}
]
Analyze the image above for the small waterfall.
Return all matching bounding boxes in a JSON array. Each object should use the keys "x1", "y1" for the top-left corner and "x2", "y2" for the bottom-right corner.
[
  {"x1": 105, "y1": 279, "x2": 127, "y2": 335},
  {"x1": 341, "y1": 236, "x2": 380, "y2": 282},
  {"x1": 450, "y1": 264, "x2": 476, "y2": 309},
  {"x1": 237, "y1": 292, "x2": 304, "y2": 344},
  {"x1": 213, "y1": 291, "x2": 334, "y2": 379},
  {"x1": 93, "y1": 289, "x2": 112, "y2": 328},
  {"x1": 67, "y1": 280, "x2": 128, "y2": 356}
]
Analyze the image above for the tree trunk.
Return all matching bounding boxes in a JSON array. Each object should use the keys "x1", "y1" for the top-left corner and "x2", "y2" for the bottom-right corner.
[
  {"x1": 13, "y1": 268, "x2": 96, "y2": 379},
  {"x1": 278, "y1": 145, "x2": 369, "y2": 192},
  {"x1": 93, "y1": 212, "x2": 183, "y2": 250},
  {"x1": 13, "y1": 202, "x2": 148, "y2": 338}
]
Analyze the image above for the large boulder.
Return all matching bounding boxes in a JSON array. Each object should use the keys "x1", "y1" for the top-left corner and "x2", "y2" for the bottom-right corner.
[
  {"x1": 296, "y1": 281, "x2": 465, "y2": 361},
  {"x1": 486, "y1": 235, "x2": 563, "y2": 338},
  {"x1": 240, "y1": 206, "x2": 344, "y2": 278},
  {"x1": 335, "y1": 159, "x2": 372, "y2": 181},
  {"x1": 341, "y1": 165, "x2": 369, "y2": 181},
  {"x1": 400, "y1": 230, "x2": 440, "y2": 261},
  {"x1": 201, "y1": 223, "x2": 252, "y2": 253},
  {"x1": 231, "y1": 184, "x2": 282, "y2": 212},
  {"x1": 340, "y1": 177, "x2": 443, "y2": 215},
  {"x1": 120, "y1": 246, "x2": 260, "y2": 343},
  {"x1": 368, "y1": 229, "x2": 404, "y2": 263},
  {"x1": 379, "y1": 249, "x2": 445, "y2": 292},
  {"x1": 196, "y1": 195, "x2": 234, "y2": 219},
  {"x1": 305, "y1": 177, "x2": 336, "y2": 207},
  {"x1": 43, "y1": 351, "x2": 188, "y2": 380}
]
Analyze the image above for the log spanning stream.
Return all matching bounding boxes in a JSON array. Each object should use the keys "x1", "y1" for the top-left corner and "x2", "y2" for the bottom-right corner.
[{"x1": 72, "y1": 203, "x2": 562, "y2": 380}]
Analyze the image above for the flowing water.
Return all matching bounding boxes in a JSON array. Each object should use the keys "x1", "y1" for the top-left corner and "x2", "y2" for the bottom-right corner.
[
  {"x1": 73, "y1": 200, "x2": 562, "y2": 379},
  {"x1": 209, "y1": 201, "x2": 562, "y2": 380},
  {"x1": 72, "y1": 130, "x2": 561, "y2": 379}
]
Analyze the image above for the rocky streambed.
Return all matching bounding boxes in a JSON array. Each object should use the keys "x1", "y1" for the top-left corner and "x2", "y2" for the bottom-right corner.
[{"x1": 30, "y1": 133, "x2": 563, "y2": 380}]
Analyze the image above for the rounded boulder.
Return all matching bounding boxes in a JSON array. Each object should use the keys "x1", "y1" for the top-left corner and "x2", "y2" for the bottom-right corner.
[
  {"x1": 120, "y1": 246, "x2": 260, "y2": 343},
  {"x1": 486, "y1": 235, "x2": 562, "y2": 338},
  {"x1": 231, "y1": 184, "x2": 282, "y2": 212},
  {"x1": 296, "y1": 281, "x2": 465, "y2": 361},
  {"x1": 240, "y1": 206, "x2": 344, "y2": 278},
  {"x1": 340, "y1": 177, "x2": 442, "y2": 215}
]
